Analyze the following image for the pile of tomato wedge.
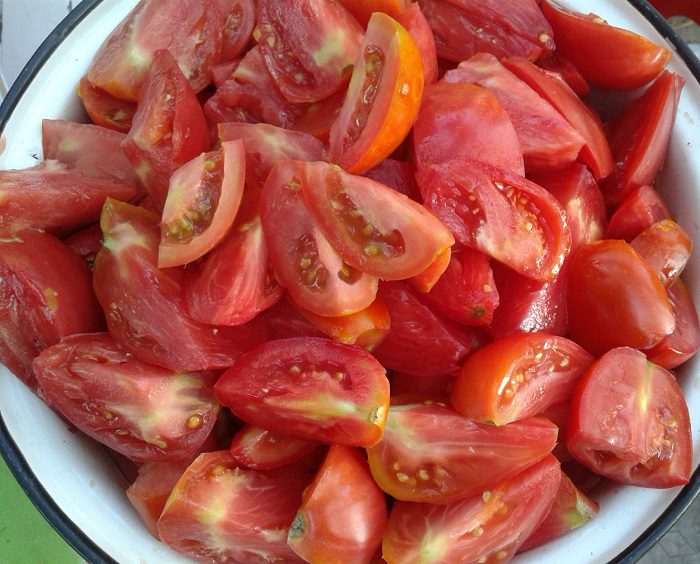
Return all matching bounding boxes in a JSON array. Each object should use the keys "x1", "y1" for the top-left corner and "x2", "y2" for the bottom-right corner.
[{"x1": 1, "y1": 0, "x2": 698, "y2": 561}]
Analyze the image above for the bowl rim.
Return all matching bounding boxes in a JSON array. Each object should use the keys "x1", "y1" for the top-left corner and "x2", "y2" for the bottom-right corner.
[{"x1": 0, "y1": 0, "x2": 699, "y2": 562}]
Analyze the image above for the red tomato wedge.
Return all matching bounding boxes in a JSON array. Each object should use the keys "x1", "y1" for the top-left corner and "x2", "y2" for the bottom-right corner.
[
  {"x1": 503, "y1": 56, "x2": 614, "y2": 181},
  {"x1": 260, "y1": 160, "x2": 378, "y2": 317},
  {"x1": 299, "y1": 161, "x2": 454, "y2": 280},
  {"x1": 33, "y1": 333, "x2": 220, "y2": 462},
  {"x1": 536, "y1": 51, "x2": 590, "y2": 97},
  {"x1": 541, "y1": 0, "x2": 671, "y2": 90},
  {"x1": 122, "y1": 50, "x2": 210, "y2": 209},
  {"x1": 0, "y1": 160, "x2": 138, "y2": 236},
  {"x1": 158, "y1": 140, "x2": 245, "y2": 267},
  {"x1": 219, "y1": 0, "x2": 256, "y2": 62},
  {"x1": 184, "y1": 215, "x2": 284, "y2": 326},
  {"x1": 450, "y1": 333, "x2": 594, "y2": 426},
  {"x1": 443, "y1": 53, "x2": 585, "y2": 173},
  {"x1": 603, "y1": 70, "x2": 685, "y2": 208},
  {"x1": 157, "y1": 451, "x2": 309, "y2": 563},
  {"x1": 330, "y1": 12, "x2": 425, "y2": 174},
  {"x1": 0, "y1": 230, "x2": 104, "y2": 387},
  {"x1": 255, "y1": 0, "x2": 363, "y2": 103},
  {"x1": 214, "y1": 337, "x2": 390, "y2": 447},
  {"x1": 288, "y1": 446, "x2": 388, "y2": 563},
  {"x1": 382, "y1": 455, "x2": 561, "y2": 563},
  {"x1": 396, "y1": 3, "x2": 438, "y2": 84},
  {"x1": 418, "y1": 0, "x2": 555, "y2": 63},
  {"x1": 631, "y1": 219, "x2": 692, "y2": 288},
  {"x1": 229, "y1": 425, "x2": 322, "y2": 470},
  {"x1": 87, "y1": 0, "x2": 226, "y2": 101},
  {"x1": 408, "y1": 247, "x2": 452, "y2": 293},
  {"x1": 567, "y1": 239, "x2": 675, "y2": 356},
  {"x1": 93, "y1": 199, "x2": 266, "y2": 371},
  {"x1": 419, "y1": 159, "x2": 570, "y2": 281},
  {"x1": 337, "y1": 0, "x2": 410, "y2": 27},
  {"x1": 78, "y1": 76, "x2": 136, "y2": 133},
  {"x1": 606, "y1": 185, "x2": 671, "y2": 241},
  {"x1": 412, "y1": 82, "x2": 524, "y2": 175},
  {"x1": 366, "y1": 402, "x2": 558, "y2": 503},
  {"x1": 566, "y1": 347, "x2": 692, "y2": 488}
]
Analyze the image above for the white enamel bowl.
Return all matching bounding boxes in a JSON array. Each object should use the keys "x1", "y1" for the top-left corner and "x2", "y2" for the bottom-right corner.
[{"x1": 0, "y1": 1, "x2": 699, "y2": 562}]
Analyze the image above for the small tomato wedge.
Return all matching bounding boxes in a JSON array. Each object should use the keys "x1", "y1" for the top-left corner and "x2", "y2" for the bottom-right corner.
[
  {"x1": 631, "y1": 219, "x2": 692, "y2": 287},
  {"x1": 230, "y1": 425, "x2": 322, "y2": 471},
  {"x1": 541, "y1": 0, "x2": 671, "y2": 90},
  {"x1": 33, "y1": 333, "x2": 219, "y2": 462},
  {"x1": 330, "y1": 12, "x2": 425, "y2": 174},
  {"x1": 566, "y1": 347, "x2": 692, "y2": 488},
  {"x1": 451, "y1": 333, "x2": 594, "y2": 426},
  {"x1": 382, "y1": 455, "x2": 561, "y2": 563},
  {"x1": 300, "y1": 161, "x2": 454, "y2": 280},
  {"x1": 78, "y1": 76, "x2": 136, "y2": 133},
  {"x1": 158, "y1": 140, "x2": 245, "y2": 268},
  {"x1": 214, "y1": 337, "x2": 390, "y2": 447},
  {"x1": 366, "y1": 402, "x2": 558, "y2": 503},
  {"x1": 288, "y1": 446, "x2": 388, "y2": 563},
  {"x1": 606, "y1": 185, "x2": 671, "y2": 241},
  {"x1": 219, "y1": 0, "x2": 256, "y2": 61}
]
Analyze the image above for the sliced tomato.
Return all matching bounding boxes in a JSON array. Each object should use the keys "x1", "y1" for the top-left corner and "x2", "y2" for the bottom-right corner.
[
  {"x1": 260, "y1": 160, "x2": 378, "y2": 316},
  {"x1": 541, "y1": 0, "x2": 671, "y2": 90},
  {"x1": 566, "y1": 347, "x2": 692, "y2": 488},
  {"x1": 412, "y1": 82, "x2": 524, "y2": 175},
  {"x1": 259, "y1": 297, "x2": 325, "y2": 341},
  {"x1": 451, "y1": 333, "x2": 594, "y2": 426},
  {"x1": 256, "y1": 0, "x2": 363, "y2": 103},
  {"x1": 536, "y1": 51, "x2": 590, "y2": 97},
  {"x1": 87, "y1": 0, "x2": 226, "y2": 101},
  {"x1": 396, "y1": 3, "x2": 438, "y2": 84},
  {"x1": 229, "y1": 425, "x2": 322, "y2": 471},
  {"x1": 0, "y1": 160, "x2": 137, "y2": 237},
  {"x1": 518, "y1": 469, "x2": 599, "y2": 553},
  {"x1": 606, "y1": 185, "x2": 671, "y2": 241},
  {"x1": 367, "y1": 401, "x2": 558, "y2": 503},
  {"x1": 290, "y1": 88, "x2": 347, "y2": 143},
  {"x1": 211, "y1": 59, "x2": 240, "y2": 88},
  {"x1": 122, "y1": 50, "x2": 210, "y2": 209},
  {"x1": 645, "y1": 279, "x2": 700, "y2": 369},
  {"x1": 419, "y1": 159, "x2": 570, "y2": 281},
  {"x1": 362, "y1": 158, "x2": 421, "y2": 203},
  {"x1": 502, "y1": 57, "x2": 614, "y2": 181},
  {"x1": 631, "y1": 220, "x2": 692, "y2": 288},
  {"x1": 33, "y1": 333, "x2": 219, "y2": 462},
  {"x1": 567, "y1": 239, "x2": 675, "y2": 356},
  {"x1": 419, "y1": 247, "x2": 499, "y2": 327},
  {"x1": 337, "y1": 0, "x2": 410, "y2": 27},
  {"x1": 78, "y1": 76, "x2": 136, "y2": 133},
  {"x1": 158, "y1": 140, "x2": 245, "y2": 267},
  {"x1": 329, "y1": 12, "x2": 425, "y2": 174},
  {"x1": 371, "y1": 281, "x2": 478, "y2": 377},
  {"x1": 382, "y1": 455, "x2": 560, "y2": 563},
  {"x1": 390, "y1": 372, "x2": 455, "y2": 398},
  {"x1": 299, "y1": 161, "x2": 454, "y2": 280},
  {"x1": 289, "y1": 446, "x2": 388, "y2": 563},
  {"x1": 64, "y1": 224, "x2": 103, "y2": 268},
  {"x1": 0, "y1": 230, "x2": 104, "y2": 387},
  {"x1": 157, "y1": 451, "x2": 309, "y2": 563},
  {"x1": 529, "y1": 164, "x2": 607, "y2": 250},
  {"x1": 603, "y1": 71, "x2": 685, "y2": 208},
  {"x1": 292, "y1": 297, "x2": 391, "y2": 351},
  {"x1": 214, "y1": 337, "x2": 390, "y2": 447},
  {"x1": 218, "y1": 0, "x2": 256, "y2": 62},
  {"x1": 418, "y1": 0, "x2": 554, "y2": 62},
  {"x1": 444, "y1": 53, "x2": 585, "y2": 173},
  {"x1": 184, "y1": 215, "x2": 283, "y2": 326},
  {"x1": 93, "y1": 199, "x2": 266, "y2": 371}
]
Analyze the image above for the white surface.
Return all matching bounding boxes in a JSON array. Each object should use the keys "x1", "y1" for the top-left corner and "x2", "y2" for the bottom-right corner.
[{"x1": 0, "y1": 1, "x2": 698, "y2": 563}]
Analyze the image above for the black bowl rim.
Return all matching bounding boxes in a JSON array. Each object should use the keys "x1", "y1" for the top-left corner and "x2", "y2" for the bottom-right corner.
[{"x1": 0, "y1": 0, "x2": 699, "y2": 563}]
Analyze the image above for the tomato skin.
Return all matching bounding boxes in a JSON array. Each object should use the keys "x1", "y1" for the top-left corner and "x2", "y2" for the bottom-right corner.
[
  {"x1": 0, "y1": 230, "x2": 104, "y2": 387},
  {"x1": 93, "y1": 199, "x2": 266, "y2": 371},
  {"x1": 382, "y1": 454, "x2": 561, "y2": 563},
  {"x1": 214, "y1": 337, "x2": 390, "y2": 447},
  {"x1": 541, "y1": 0, "x2": 671, "y2": 90},
  {"x1": 256, "y1": 0, "x2": 363, "y2": 104},
  {"x1": 451, "y1": 333, "x2": 594, "y2": 426},
  {"x1": 230, "y1": 425, "x2": 322, "y2": 470},
  {"x1": 603, "y1": 71, "x2": 684, "y2": 208},
  {"x1": 443, "y1": 53, "x2": 585, "y2": 173},
  {"x1": 288, "y1": 446, "x2": 388, "y2": 564},
  {"x1": 412, "y1": 82, "x2": 524, "y2": 175},
  {"x1": 367, "y1": 402, "x2": 559, "y2": 504},
  {"x1": 329, "y1": 12, "x2": 425, "y2": 174},
  {"x1": 78, "y1": 76, "x2": 136, "y2": 133},
  {"x1": 631, "y1": 220, "x2": 692, "y2": 288},
  {"x1": 396, "y1": 3, "x2": 438, "y2": 84},
  {"x1": 606, "y1": 185, "x2": 671, "y2": 241},
  {"x1": 566, "y1": 347, "x2": 692, "y2": 488},
  {"x1": 157, "y1": 451, "x2": 308, "y2": 563},
  {"x1": 418, "y1": 0, "x2": 554, "y2": 63},
  {"x1": 419, "y1": 159, "x2": 571, "y2": 282},
  {"x1": 299, "y1": 161, "x2": 454, "y2": 280},
  {"x1": 33, "y1": 333, "x2": 220, "y2": 462},
  {"x1": 566, "y1": 239, "x2": 675, "y2": 356}
]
